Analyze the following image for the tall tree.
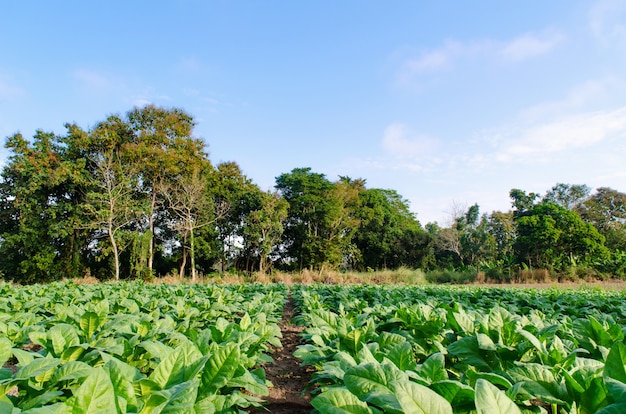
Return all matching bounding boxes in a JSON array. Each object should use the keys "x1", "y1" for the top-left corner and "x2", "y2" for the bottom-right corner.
[
  {"x1": 514, "y1": 202, "x2": 608, "y2": 270},
  {"x1": 0, "y1": 131, "x2": 87, "y2": 282},
  {"x1": 510, "y1": 188, "x2": 539, "y2": 216},
  {"x1": 81, "y1": 117, "x2": 145, "y2": 281},
  {"x1": 162, "y1": 162, "x2": 227, "y2": 281},
  {"x1": 543, "y1": 183, "x2": 591, "y2": 210},
  {"x1": 578, "y1": 187, "x2": 626, "y2": 250},
  {"x1": 242, "y1": 190, "x2": 289, "y2": 273},
  {"x1": 275, "y1": 168, "x2": 355, "y2": 270},
  {"x1": 125, "y1": 105, "x2": 198, "y2": 275},
  {"x1": 352, "y1": 188, "x2": 428, "y2": 270}
]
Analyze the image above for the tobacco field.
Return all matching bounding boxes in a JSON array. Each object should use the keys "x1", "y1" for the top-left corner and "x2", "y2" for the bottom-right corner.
[{"x1": 2, "y1": 282, "x2": 626, "y2": 413}]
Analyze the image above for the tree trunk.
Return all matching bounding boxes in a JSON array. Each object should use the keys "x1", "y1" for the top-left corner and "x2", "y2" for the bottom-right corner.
[
  {"x1": 148, "y1": 190, "x2": 157, "y2": 271},
  {"x1": 109, "y1": 223, "x2": 120, "y2": 281},
  {"x1": 179, "y1": 232, "x2": 187, "y2": 279},
  {"x1": 190, "y1": 226, "x2": 196, "y2": 283}
]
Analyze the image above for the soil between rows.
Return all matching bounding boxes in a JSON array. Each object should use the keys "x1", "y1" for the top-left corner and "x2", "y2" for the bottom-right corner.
[{"x1": 247, "y1": 295, "x2": 315, "y2": 414}]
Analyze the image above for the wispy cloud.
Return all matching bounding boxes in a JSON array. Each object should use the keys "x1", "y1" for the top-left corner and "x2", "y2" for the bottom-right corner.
[
  {"x1": 399, "y1": 29, "x2": 564, "y2": 82},
  {"x1": 382, "y1": 122, "x2": 440, "y2": 160},
  {"x1": 518, "y1": 77, "x2": 626, "y2": 121},
  {"x1": 492, "y1": 107, "x2": 626, "y2": 162},
  {"x1": 499, "y1": 30, "x2": 564, "y2": 61},
  {"x1": 589, "y1": 0, "x2": 626, "y2": 46}
]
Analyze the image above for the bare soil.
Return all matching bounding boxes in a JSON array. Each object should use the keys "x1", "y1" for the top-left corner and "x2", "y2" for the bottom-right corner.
[{"x1": 247, "y1": 295, "x2": 315, "y2": 414}]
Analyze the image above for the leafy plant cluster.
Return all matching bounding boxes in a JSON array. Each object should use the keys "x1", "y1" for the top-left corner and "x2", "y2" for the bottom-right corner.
[
  {"x1": 0, "y1": 282, "x2": 286, "y2": 413},
  {"x1": 291, "y1": 284, "x2": 626, "y2": 413},
  {"x1": 1, "y1": 106, "x2": 625, "y2": 283}
]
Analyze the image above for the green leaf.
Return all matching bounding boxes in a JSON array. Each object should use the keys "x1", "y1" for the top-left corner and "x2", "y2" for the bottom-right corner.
[
  {"x1": 431, "y1": 380, "x2": 475, "y2": 405},
  {"x1": 474, "y1": 379, "x2": 522, "y2": 414},
  {"x1": 80, "y1": 311, "x2": 101, "y2": 339},
  {"x1": 239, "y1": 313, "x2": 251, "y2": 331},
  {"x1": 0, "y1": 337, "x2": 11, "y2": 367},
  {"x1": 62, "y1": 367, "x2": 118, "y2": 413},
  {"x1": 580, "y1": 377, "x2": 609, "y2": 413},
  {"x1": 49, "y1": 323, "x2": 81, "y2": 357},
  {"x1": 596, "y1": 402, "x2": 626, "y2": 414},
  {"x1": 141, "y1": 379, "x2": 199, "y2": 414},
  {"x1": 386, "y1": 341, "x2": 416, "y2": 371},
  {"x1": 199, "y1": 342, "x2": 240, "y2": 396},
  {"x1": 149, "y1": 341, "x2": 207, "y2": 390},
  {"x1": 0, "y1": 396, "x2": 14, "y2": 414},
  {"x1": 415, "y1": 352, "x2": 448, "y2": 384},
  {"x1": 344, "y1": 362, "x2": 406, "y2": 413},
  {"x1": 604, "y1": 378, "x2": 626, "y2": 404},
  {"x1": 20, "y1": 390, "x2": 64, "y2": 411},
  {"x1": 102, "y1": 354, "x2": 142, "y2": 412},
  {"x1": 390, "y1": 379, "x2": 453, "y2": 414},
  {"x1": 604, "y1": 342, "x2": 626, "y2": 383},
  {"x1": 15, "y1": 357, "x2": 61, "y2": 380},
  {"x1": 311, "y1": 387, "x2": 372, "y2": 414},
  {"x1": 50, "y1": 360, "x2": 93, "y2": 383}
]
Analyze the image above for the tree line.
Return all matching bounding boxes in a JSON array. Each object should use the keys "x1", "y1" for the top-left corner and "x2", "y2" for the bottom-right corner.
[{"x1": 0, "y1": 106, "x2": 624, "y2": 283}]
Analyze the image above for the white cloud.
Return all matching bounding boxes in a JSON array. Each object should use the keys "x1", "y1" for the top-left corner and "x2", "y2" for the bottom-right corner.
[
  {"x1": 494, "y1": 107, "x2": 626, "y2": 162},
  {"x1": 518, "y1": 77, "x2": 626, "y2": 121},
  {"x1": 589, "y1": 0, "x2": 626, "y2": 45},
  {"x1": 382, "y1": 122, "x2": 440, "y2": 160},
  {"x1": 499, "y1": 30, "x2": 564, "y2": 61},
  {"x1": 398, "y1": 29, "x2": 564, "y2": 83}
]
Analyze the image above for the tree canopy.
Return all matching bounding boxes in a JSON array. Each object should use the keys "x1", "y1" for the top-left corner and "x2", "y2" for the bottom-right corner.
[{"x1": 1, "y1": 108, "x2": 625, "y2": 282}]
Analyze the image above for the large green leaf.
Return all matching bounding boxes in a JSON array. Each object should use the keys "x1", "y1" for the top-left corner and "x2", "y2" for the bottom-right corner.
[
  {"x1": 385, "y1": 341, "x2": 416, "y2": 371},
  {"x1": 49, "y1": 324, "x2": 80, "y2": 356},
  {"x1": 604, "y1": 342, "x2": 626, "y2": 383},
  {"x1": 199, "y1": 342, "x2": 240, "y2": 396},
  {"x1": 0, "y1": 337, "x2": 12, "y2": 367},
  {"x1": 61, "y1": 367, "x2": 118, "y2": 413},
  {"x1": 79, "y1": 311, "x2": 101, "y2": 339},
  {"x1": 311, "y1": 387, "x2": 372, "y2": 414},
  {"x1": 102, "y1": 354, "x2": 142, "y2": 412},
  {"x1": 140, "y1": 379, "x2": 199, "y2": 414},
  {"x1": 50, "y1": 360, "x2": 93, "y2": 384},
  {"x1": 474, "y1": 379, "x2": 522, "y2": 414},
  {"x1": 344, "y1": 362, "x2": 406, "y2": 413},
  {"x1": 390, "y1": 379, "x2": 453, "y2": 414},
  {"x1": 149, "y1": 341, "x2": 207, "y2": 390},
  {"x1": 431, "y1": 380, "x2": 475, "y2": 406},
  {"x1": 414, "y1": 352, "x2": 447, "y2": 384},
  {"x1": 15, "y1": 357, "x2": 61, "y2": 380}
]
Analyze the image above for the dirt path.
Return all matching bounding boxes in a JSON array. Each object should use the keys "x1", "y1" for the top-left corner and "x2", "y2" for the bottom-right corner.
[{"x1": 247, "y1": 295, "x2": 314, "y2": 414}]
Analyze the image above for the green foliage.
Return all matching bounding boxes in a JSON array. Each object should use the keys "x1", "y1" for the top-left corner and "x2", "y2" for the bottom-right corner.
[
  {"x1": 514, "y1": 202, "x2": 609, "y2": 271},
  {"x1": 0, "y1": 282, "x2": 286, "y2": 412},
  {"x1": 292, "y1": 284, "x2": 626, "y2": 413}
]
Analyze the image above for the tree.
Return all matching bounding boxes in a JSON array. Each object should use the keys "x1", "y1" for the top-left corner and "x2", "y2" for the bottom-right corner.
[
  {"x1": 514, "y1": 202, "x2": 608, "y2": 270},
  {"x1": 81, "y1": 117, "x2": 145, "y2": 281},
  {"x1": 275, "y1": 168, "x2": 356, "y2": 271},
  {"x1": 162, "y1": 162, "x2": 228, "y2": 282},
  {"x1": 125, "y1": 105, "x2": 197, "y2": 275},
  {"x1": 352, "y1": 188, "x2": 429, "y2": 270},
  {"x1": 242, "y1": 190, "x2": 289, "y2": 273},
  {"x1": 543, "y1": 183, "x2": 591, "y2": 210},
  {"x1": 212, "y1": 161, "x2": 261, "y2": 272},
  {"x1": 0, "y1": 131, "x2": 87, "y2": 282},
  {"x1": 510, "y1": 189, "x2": 539, "y2": 216},
  {"x1": 578, "y1": 187, "x2": 626, "y2": 251}
]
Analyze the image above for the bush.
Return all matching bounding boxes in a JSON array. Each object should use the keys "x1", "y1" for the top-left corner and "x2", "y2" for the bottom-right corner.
[{"x1": 425, "y1": 269, "x2": 478, "y2": 284}]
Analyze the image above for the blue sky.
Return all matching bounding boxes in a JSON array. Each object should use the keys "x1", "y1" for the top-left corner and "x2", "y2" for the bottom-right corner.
[{"x1": 1, "y1": 1, "x2": 625, "y2": 224}]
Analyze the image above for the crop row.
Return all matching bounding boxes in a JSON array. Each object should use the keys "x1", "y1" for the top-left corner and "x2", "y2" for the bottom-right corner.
[
  {"x1": 291, "y1": 285, "x2": 626, "y2": 414},
  {"x1": 0, "y1": 282, "x2": 287, "y2": 413}
]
